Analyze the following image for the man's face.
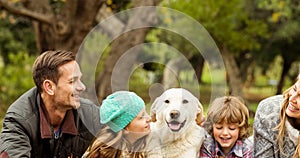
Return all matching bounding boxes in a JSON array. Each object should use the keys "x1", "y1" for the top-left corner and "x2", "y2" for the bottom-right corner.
[{"x1": 53, "y1": 61, "x2": 86, "y2": 109}]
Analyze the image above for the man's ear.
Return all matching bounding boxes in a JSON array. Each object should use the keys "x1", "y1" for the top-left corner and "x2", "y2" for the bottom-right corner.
[{"x1": 42, "y1": 80, "x2": 55, "y2": 95}]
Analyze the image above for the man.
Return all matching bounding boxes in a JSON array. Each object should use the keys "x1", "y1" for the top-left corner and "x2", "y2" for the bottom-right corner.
[{"x1": 0, "y1": 50, "x2": 104, "y2": 157}]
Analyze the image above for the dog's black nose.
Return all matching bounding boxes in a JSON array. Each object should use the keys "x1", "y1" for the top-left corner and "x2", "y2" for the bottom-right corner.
[{"x1": 170, "y1": 110, "x2": 180, "y2": 119}]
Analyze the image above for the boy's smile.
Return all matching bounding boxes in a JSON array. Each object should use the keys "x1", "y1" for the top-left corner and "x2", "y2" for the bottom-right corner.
[{"x1": 213, "y1": 123, "x2": 240, "y2": 155}]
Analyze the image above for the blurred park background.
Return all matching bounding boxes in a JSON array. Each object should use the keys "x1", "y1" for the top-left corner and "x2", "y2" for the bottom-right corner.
[{"x1": 1, "y1": 0, "x2": 300, "y2": 130}]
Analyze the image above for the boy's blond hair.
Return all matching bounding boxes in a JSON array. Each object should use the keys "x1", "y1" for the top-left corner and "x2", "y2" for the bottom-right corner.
[{"x1": 204, "y1": 96, "x2": 250, "y2": 140}]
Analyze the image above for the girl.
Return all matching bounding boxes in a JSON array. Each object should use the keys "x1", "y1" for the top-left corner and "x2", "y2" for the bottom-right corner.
[
  {"x1": 84, "y1": 91, "x2": 162, "y2": 158},
  {"x1": 200, "y1": 96, "x2": 253, "y2": 158}
]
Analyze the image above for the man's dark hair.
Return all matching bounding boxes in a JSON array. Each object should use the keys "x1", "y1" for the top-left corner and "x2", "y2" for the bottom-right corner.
[{"x1": 32, "y1": 50, "x2": 76, "y2": 93}]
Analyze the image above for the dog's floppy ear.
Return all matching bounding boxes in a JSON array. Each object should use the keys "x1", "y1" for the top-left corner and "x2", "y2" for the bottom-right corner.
[
  {"x1": 195, "y1": 100, "x2": 204, "y2": 126},
  {"x1": 150, "y1": 97, "x2": 160, "y2": 122}
]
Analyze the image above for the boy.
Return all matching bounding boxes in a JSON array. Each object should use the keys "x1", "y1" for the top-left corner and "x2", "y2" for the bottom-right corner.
[{"x1": 200, "y1": 96, "x2": 253, "y2": 158}]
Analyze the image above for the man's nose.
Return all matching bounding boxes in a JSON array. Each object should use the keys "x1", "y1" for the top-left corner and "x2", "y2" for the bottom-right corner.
[{"x1": 76, "y1": 80, "x2": 86, "y2": 91}]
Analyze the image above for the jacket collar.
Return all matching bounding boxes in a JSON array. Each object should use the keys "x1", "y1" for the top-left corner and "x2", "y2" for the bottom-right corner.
[
  {"x1": 38, "y1": 95, "x2": 78, "y2": 139},
  {"x1": 215, "y1": 139, "x2": 243, "y2": 157}
]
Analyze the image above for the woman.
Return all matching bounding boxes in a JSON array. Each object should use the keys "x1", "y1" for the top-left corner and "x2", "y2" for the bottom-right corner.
[
  {"x1": 254, "y1": 74, "x2": 300, "y2": 157},
  {"x1": 83, "y1": 91, "x2": 162, "y2": 158}
]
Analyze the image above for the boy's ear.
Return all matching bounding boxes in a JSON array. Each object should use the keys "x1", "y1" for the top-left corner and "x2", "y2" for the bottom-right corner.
[{"x1": 42, "y1": 80, "x2": 55, "y2": 95}]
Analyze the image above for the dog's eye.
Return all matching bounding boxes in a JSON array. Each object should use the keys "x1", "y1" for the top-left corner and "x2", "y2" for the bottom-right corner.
[
  {"x1": 182, "y1": 99, "x2": 188, "y2": 104},
  {"x1": 164, "y1": 100, "x2": 170, "y2": 103}
]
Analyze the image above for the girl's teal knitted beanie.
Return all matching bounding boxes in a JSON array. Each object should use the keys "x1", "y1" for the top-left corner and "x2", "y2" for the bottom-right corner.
[{"x1": 100, "y1": 91, "x2": 145, "y2": 132}]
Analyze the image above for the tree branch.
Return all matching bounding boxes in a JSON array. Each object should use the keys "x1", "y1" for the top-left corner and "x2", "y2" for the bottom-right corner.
[
  {"x1": 96, "y1": 4, "x2": 125, "y2": 38},
  {"x1": 0, "y1": 0, "x2": 53, "y2": 24}
]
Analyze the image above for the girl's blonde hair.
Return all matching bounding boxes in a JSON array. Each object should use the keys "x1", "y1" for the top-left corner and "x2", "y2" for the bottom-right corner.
[
  {"x1": 85, "y1": 126, "x2": 147, "y2": 158},
  {"x1": 276, "y1": 75, "x2": 300, "y2": 158},
  {"x1": 205, "y1": 96, "x2": 250, "y2": 140}
]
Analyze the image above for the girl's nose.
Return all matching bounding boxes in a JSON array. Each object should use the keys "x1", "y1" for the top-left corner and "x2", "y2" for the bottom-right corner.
[{"x1": 144, "y1": 114, "x2": 151, "y2": 122}]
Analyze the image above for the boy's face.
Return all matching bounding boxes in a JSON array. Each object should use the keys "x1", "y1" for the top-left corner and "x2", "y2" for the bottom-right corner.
[{"x1": 213, "y1": 122, "x2": 240, "y2": 155}]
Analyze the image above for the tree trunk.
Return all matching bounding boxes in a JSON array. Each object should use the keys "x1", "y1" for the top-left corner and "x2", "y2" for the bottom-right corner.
[
  {"x1": 190, "y1": 54, "x2": 205, "y2": 83},
  {"x1": 96, "y1": 0, "x2": 161, "y2": 103},
  {"x1": 162, "y1": 58, "x2": 183, "y2": 89},
  {"x1": 276, "y1": 58, "x2": 293, "y2": 94},
  {"x1": 221, "y1": 46, "x2": 255, "y2": 116},
  {"x1": 221, "y1": 45, "x2": 245, "y2": 99},
  {"x1": 1, "y1": 0, "x2": 162, "y2": 104},
  {"x1": 162, "y1": 55, "x2": 204, "y2": 90},
  {"x1": 40, "y1": 0, "x2": 104, "y2": 53},
  {"x1": 0, "y1": 0, "x2": 105, "y2": 53}
]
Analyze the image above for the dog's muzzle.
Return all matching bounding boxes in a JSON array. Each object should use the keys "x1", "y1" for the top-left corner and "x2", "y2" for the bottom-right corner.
[{"x1": 167, "y1": 110, "x2": 186, "y2": 132}]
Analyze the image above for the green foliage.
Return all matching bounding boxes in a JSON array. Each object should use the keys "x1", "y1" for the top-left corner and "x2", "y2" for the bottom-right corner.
[
  {"x1": 0, "y1": 27, "x2": 25, "y2": 53},
  {"x1": 256, "y1": 0, "x2": 300, "y2": 40},
  {"x1": 0, "y1": 52, "x2": 35, "y2": 114},
  {"x1": 129, "y1": 67, "x2": 152, "y2": 103},
  {"x1": 79, "y1": 31, "x2": 111, "y2": 84},
  {"x1": 0, "y1": 26, "x2": 26, "y2": 65},
  {"x1": 253, "y1": 0, "x2": 300, "y2": 70},
  {"x1": 162, "y1": 0, "x2": 269, "y2": 53},
  {"x1": 0, "y1": 11, "x2": 36, "y2": 128},
  {"x1": 0, "y1": 13, "x2": 37, "y2": 65}
]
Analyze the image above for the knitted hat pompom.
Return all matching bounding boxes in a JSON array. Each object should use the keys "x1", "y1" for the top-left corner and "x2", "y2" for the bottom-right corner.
[{"x1": 100, "y1": 91, "x2": 145, "y2": 132}]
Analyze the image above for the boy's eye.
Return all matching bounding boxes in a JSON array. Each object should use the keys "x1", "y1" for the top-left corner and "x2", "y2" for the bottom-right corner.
[
  {"x1": 215, "y1": 126, "x2": 222, "y2": 129},
  {"x1": 228, "y1": 124, "x2": 238, "y2": 130}
]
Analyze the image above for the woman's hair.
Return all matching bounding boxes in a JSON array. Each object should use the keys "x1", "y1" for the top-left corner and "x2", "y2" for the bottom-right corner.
[
  {"x1": 85, "y1": 126, "x2": 147, "y2": 158},
  {"x1": 205, "y1": 96, "x2": 250, "y2": 140},
  {"x1": 276, "y1": 75, "x2": 300, "y2": 158},
  {"x1": 32, "y1": 50, "x2": 76, "y2": 93}
]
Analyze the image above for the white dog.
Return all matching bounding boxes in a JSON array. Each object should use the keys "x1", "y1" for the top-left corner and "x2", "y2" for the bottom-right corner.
[{"x1": 150, "y1": 88, "x2": 205, "y2": 158}]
